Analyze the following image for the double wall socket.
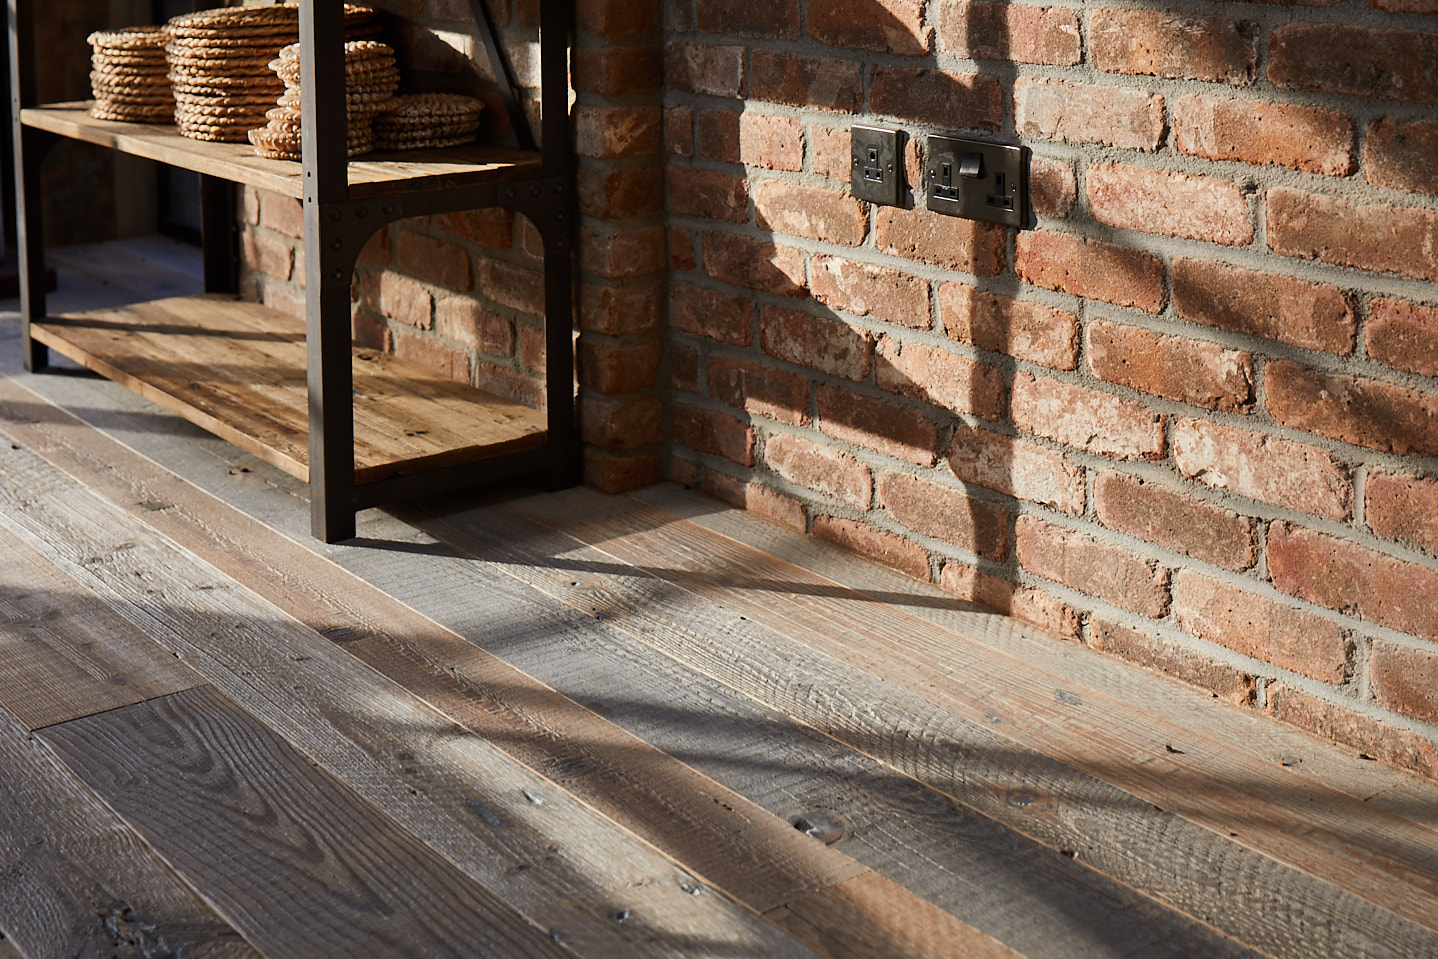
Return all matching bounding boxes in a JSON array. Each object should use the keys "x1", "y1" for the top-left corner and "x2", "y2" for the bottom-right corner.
[
  {"x1": 851, "y1": 124, "x2": 903, "y2": 207},
  {"x1": 926, "y1": 134, "x2": 1028, "y2": 228}
]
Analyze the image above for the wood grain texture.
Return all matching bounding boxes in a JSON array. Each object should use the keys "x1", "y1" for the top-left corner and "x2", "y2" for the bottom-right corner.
[
  {"x1": 22, "y1": 103, "x2": 543, "y2": 199},
  {"x1": 0, "y1": 525, "x2": 204, "y2": 730},
  {"x1": 38, "y1": 686, "x2": 572, "y2": 959},
  {"x1": 0, "y1": 700, "x2": 258, "y2": 959}
]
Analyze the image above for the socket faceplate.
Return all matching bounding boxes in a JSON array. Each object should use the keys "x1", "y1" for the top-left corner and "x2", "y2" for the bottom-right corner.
[
  {"x1": 851, "y1": 124, "x2": 903, "y2": 207},
  {"x1": 926, "y1": 134, "x2": 1027, "y2": 228}
]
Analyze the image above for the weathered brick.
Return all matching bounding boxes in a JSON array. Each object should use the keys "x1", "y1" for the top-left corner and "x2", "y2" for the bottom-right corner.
[
  {"x1": 578, "y1": 339, "x2": 661, "y2": 394},
  {"x1": 1267, "y1": 360, "x2": 1438, "y2": 457},
  {"x1": 708, "y1": 357, "x2": 809, "y2": 426},
  {"x1": 1367, "y1": 471, "x2": 1438, "y2": 557},
  {"x1": 663, "y1": 42, "x2": 744, "y2": 97},
  {"x1": 702, "y1": 232, "x2": 807, "y2": 297},
  {"x1": 1090, "y1": 618, "x2": 1256, "y2": 705},
  {"x1": 1015, "y1": 231, "x2": 1165, "y2": 314},
  {"x1": 937, "y1": 2, "x2": 1080, "y2": 65},
  {"x1": 475, "y1": 256, "x2": 543, "y2": 315},
  {"x1": 942, "y1": 564, "x2": 1081, "y2": 639},
  {"x1": 475, "y1": 361, "x2": 544, "y2": 409},
  {"x1": 878, "y1": 472, "x2": 1010, "y2": 562},
  {"x1": 1014, "y1": 78, "x2": 1166, "y2": 151},
  {"x1": 811, "y1": 255, "x2": 929, "y2": 330},
  {"x1": 1267, "y1": 188, "x2": 1438, "y2": 283},
  {"x1": 586, "y1": 449, "x2": 663, "y2": 494},
  {"x1": 875, "y1": 337, "x2": 1007, "y2": 421},
  {"x1": 749, "y1": 50, "x2": 862, "y2": 113},
  {"x1": 739, "y1": 114, "x2": 804, "y2": 172},
  {"x1": 580, "y1": 224, "x2": 666, "y2": 279},
  {"x1": 697, "y1": 0, "x2": 799, "y2": 38},
  {"x1": 519, "y1": 327, "x2": 545, "y2": 375},
  {"x1": 581, "y1": 282, "x2": 661, "y2": 337},
  {"x1": 1171, "y1": 417, "x2": 1351, "y2": 520},
  {"x1": 1267, "y1": 683, "x2": 1438, "y2": 783},
  {"x1": 574, "y1": 45, "x2": 662, "y2": 95},
  {"x1": 1269, "y1": 24, "x2": 1438, "y2": 104},
  {"x1": 393, "y1": 330, "x2": 470, "y2": 384},
  {"x1": 809, "y1": 125, "x2": 851, "y2": 181},
  {"x1": 669, "y1": 227, "x2": 695, "y2": 271},
  {"x1": 258, "y1": 191, "x2": 303, "y2": 238},
  {"x1": 1088, "y1": 164, "x2": 1253, "y2": 247},
  {"x1": 875, "y1": 206, "x2": 1005, "y2": 277},
  {"x1": 576, "y1": 0, "x2": 657, "y2": 36},
  {"x1": 871, "y1": 67, "x2": 1003, "y2": 132},
  {"x1": 760, "y1": 304, "x2": 873, "y2": 381},
  {"x1": 664, "y1": 105, "x2": 694, "y2": 157},
  {"x1": 813, "y1": 515, "x2": 932, "y2": 581},
  {"x1": 1092, "y1": 10, "x2": 1257, "y2": 84},
  {"x1": 1270, "y1": 522, "x2": 1438, "y2": 642},
  {"x1": 397, "y1": 231, "x2": 471, "y2": 292},
  {"x1": 379, "y1": 272, "x2": 432, "y2": 328},
  {"x1": 574, "y1": 105, "x2": 662, "y2": 159},
  {"x1": 1171, "y1": 258, "x2": 1355, "y2": 355},
  {"x1": 939, "y1": 284, "x2": 1079, "y2": 370},
  {"x1": 947, "y1": 421, "x2": 1085, "y2": 514},
  {"x1": 581, "y1": 394, "x2": 664, "y2": 451},
  {"x1": 1368, "y1": 298, "x2": 1438, "y2": 378},
  {"x1": 1371, "y1": 0, "x2": 1438, "y2": 11},
  {"x1": 817, "y1": 385, "x2": 942, "y2": 467},
  {"x1": 702, "y1": 472, "x2": 808, "y2": 532},
  {"x1": 1095, "y1": 472, "x2": 1258, "y2": 571},
  {"x1": 1016, "y1": 516, "x2": 1171, "y2": 618},
  {"x1": 1087, "y1": 320, "x2": 1253, "y2": 413},
  {"x1": 764, "y1": 433, "x2": 871, "y2": 509},
  {"x1": 1366, "y1": 119, "x2": 1438, "y2": 197},
  {"x1": 435, "y1": 296, "x2": 514, "y2": 354},
  {"x1": 1371, "y1": 641, "x2": 1438, "y2": 726},
  {"x1": 240, "y1": 230, "x2": 293, "y2": 282},
  {"x1": 672, "y1": 341, "x2": 700, "y2": 394},
  {"x1": 436, "y1": 208, "x2": 513, "y2": 249},
  {"x1": 695, "y1": 108, "x2": 739, "y2": 162},
  {"x1": 1012, "y1": 373, "x2": 1165, "y2": 460},
  {"x1": 1029, "y1": 155, "x2": 1077, "y2": 218},
  {"x1": 1173, "y1": 95, "x2": 1355, "y2": 177},
  {"x1": 578, "y1": 166, "x2": 665, "y2": 220},
  {"x1": 754, "y1": 181, "x2": 866, "y2": 246},
  {"x1": 666, "y1": 167, "x2": 749, "y2": 223},
  {"x1": 670, "y1": 281, "x2": 752, "y2": 345},
  {"x1": 673, "y1": 402, "x2": 756, "y2": 466},
  {"x1": 807, "y1": 0, "x2": 929, "y2": 55}
]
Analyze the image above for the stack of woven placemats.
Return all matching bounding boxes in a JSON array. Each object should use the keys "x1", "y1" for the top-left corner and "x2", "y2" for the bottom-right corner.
[
  {"x1": 249, "y1": 40, "x2": 399, "y2": 159},
  {"x1": 374, "y1": 93, "x2": 485, "y2": 151},
  {"x1": 164, "y1": 5, "x2": 299, "y2": 142},
  {"x1": 88, "y1": 26, "x2": 173, "y2": 123}
]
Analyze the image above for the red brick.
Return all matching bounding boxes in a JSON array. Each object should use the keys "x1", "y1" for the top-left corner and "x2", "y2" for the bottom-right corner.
[
  {"x1": 875, "y1": 337, "x2": 1007, "y2": 422},
  {"x1": 695, "y1": 108, "x2": 739, "y2": 162},
  {"x1": 739, "y1": 115, "x2": 804, "y2": 172},
  {"x1": 764, "y1": 433, "x2": 871, "y2": 509},
  {"x1": 578, "y1": 339, "x2": 661, "y2": 394},
  {"x1": 586, "y1": 450, "x2": 662, "y2": 493},
  {"x1": 435, "y1": 296, "x2": 513, "y2": 354},
  {"x1": 351, "y1": 309, "x2": 390, "y2": 352},
  {"x1": 1267, "y1": 188, "x2": 1438, "y2": 283},
  {"x1": 672, "y1": 340, "x2": 700, "y2": 395},
  {"x1": 581, "y1": 394, "x2": 664, "y2": 450},
  {"x1": 665, "y1": 105, "x2": 693, "y2": 157},
  {"x1": 670, "y1": 281, "x2": 752, "y2": 345},
  {"x1": 813, "y1": 515, "x2": 932, "y2": 581},
  {"x1": 702, "y1": 232, "x2": 807, "y2": 297},
  {"x1": 436, "y1": 208, "x2": 513, "y2": 249},
  {"x1": 576, "y1": 0, "x2": 658, "y2": 36},
  {"x1": 1092, "y1": 10, "x2": 1256, "y2": 84},
  {"x1": 817, "y1": 385, "x2": 942, "y2": 467},
  {"x1": 1016, "y1": 516, "x2": 1170, "y2": 618},
  {"x1": 697, "y1": 0, "x2": 799, "y2": 37},
  {"x1": 1368, "y1": 298, "x2": 1438, "y2": 378},
  {"x1": 474, "y1": 256, "x2": 543, "y2": 315},
  {"x1": 1095, "y1": 472, "x2": 1258, "y2": 572},
  {"x1": 1269, "y1": 24, "x2": 1438, "y2": 104},
  {"x1": 1015, "y1": 231, "x2": 1165, "y2": 314},
  {"x1": 1173, "y1": 95, "x2": 1355, "y2": 177},
  {"x1": 666, "y1": 167, "x2": 749, "y2": 223},
  {"x1": 1267, "y1": 360, "x2": 1438, "y2": 457},
  {"x1": 937, "y1": 3, "x2": 1081, "y2": 65},
  {"x1": 1088, "y1": 164, "x2": 1253, "y2": 247},
  {"x1": 939, "y1": 284, "x2": 1078, "y2": 370},
  {"x1": 1171, "y1": 417, "x2": 1351, "y2": 520},
  {"x1": 942, "y1": 564, "x2": 1081, "y2": 639},
  {"x1": 1171, "y1": 258, "x2": 1355, "y2": 355},
  {"x1": 871, "y1": 67, "x2": 1002, "y2": 132},
  {"x1": 1366, "y1": 119, "x2": 1438, "y2": 197},
  {"x1": 749, "y1": 51, "x2": 863, "y2": 113},
  {"x1": 579, "y1": 166, "x2": 665, "y2": 220},
  {"x1": 754, "y1": 181, "x2": 866, "y2": 246},
  {"x1": 1270, "y1": 522, "x2": 1438, "y2": 642},
  {"x1": 878, "y1": 472, "x2": 1010, "y2": 562},
  {"x1": 673, "y1": 402, "x2": 756, "y2": 466},
  {"x1": 475, "y1": 361, "x2": 544, "y2": 409},
  {"x1": 811, "y1": 256, "x2": 929, "y2": 330},
  {"x1": 702, "y1": 472, "x2": 808, "y2": 532},
  {"x1": 663, "y1": 42, "x2": 744, "y2": 97},
  {"x1": 809, "y1": 125, "x2": 851, "y2": 181},
  {"x1": 519, "y1": 326, "x2": 545, "y2": 374},
  {"x1": 379, "y1": 272, "x2": 432, "y2": 328},
  {"x1": 1267, "y1": 683, "x2": 1438, "y2": 783},
  {"x1": 1012, "y1": 373, "x2": 1165, "y2": 460},
  {"x1": 241, "y1": 187, "x2": 260, "y2": 226},
  {"x1": 946, "y1": 421, "x2": 1085, "y2": 514},
  {"x1": 240, "y1": 230, "x2": 293, "y2": 281},
  {"x1": 397, "y1": 231, "x2": 471, "y2": 292},
  {"x1": 260, "y1": 282, "x2": 303, "y2": 320},
  {"x1": 1371, "y1": 641, "x2": 1438, "y2": 726},
  {"x1": 670, "y1": 228, "x2": 696, "y2": 271},
  {"x1": 1014, "y1": 78, "x2": 1166, "y2": 151},
  {"x1": 708, "y1": 357, "x2": 809, "y2": 426},
  {"x1": 393, "y1": 330, "x2": 470, "y2": 384},
  {"x1": 357, "y1": 227, "x2": 390, "y2": 266},
  {"x1": 1029, "y1": 156, "x2": 1077, "y2": 218},
  {"x1": 760, "y1": 305, "x2": 873, "y2": 381},
  {"x1": 574, "y1": 45, "x2": 662, "y2": 95},
  {"x1": 580, "y1": 224, "x2": 667, "y2": 279},
  {"x1": 807, "y1": 0, "x2": 929, "y2": 55},
  {"x1": 581, "y1": 282, "x2": 662, "y2": 337},
  {"x1": 258, "y1": 191, "x2": 303, "y2": 238},
  {"x1": 1367, "y1": 471, "x2": 1438, "y2": 557},
  {"x1": 574, "y1": 105, "x2": 662, "y2": 159},
  {"x1": 1089, "y1": 618, "x2": 1255, "y2": 706},
  {"x1": 1087, "y1": 320, "x2": 1252, "y2": 413},
  {"x1": 875, "y1": 206, "x2": 1005, "y2": 277},
  {"x1": 1371, "y1": 0, "x2": 1438, "y2": 10}
]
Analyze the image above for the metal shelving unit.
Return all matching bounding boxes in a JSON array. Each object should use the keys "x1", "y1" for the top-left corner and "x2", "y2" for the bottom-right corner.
[{"x1": 8, "y1": 0, "x2": 578, "y2": 542}]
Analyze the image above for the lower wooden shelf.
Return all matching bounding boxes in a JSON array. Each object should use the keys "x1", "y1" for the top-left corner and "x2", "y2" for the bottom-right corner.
[{"x1": 31, "y1": 294, "x2": 548, "y2": 485}]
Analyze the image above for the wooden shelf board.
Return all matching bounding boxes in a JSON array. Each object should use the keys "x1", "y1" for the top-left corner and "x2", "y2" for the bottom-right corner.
[
  {"x1": 30, "y1": 294, "x2": 548, "y2": 485},
  {"x1": 23, "y1": 103, "x2": 544, "y2": 200}
]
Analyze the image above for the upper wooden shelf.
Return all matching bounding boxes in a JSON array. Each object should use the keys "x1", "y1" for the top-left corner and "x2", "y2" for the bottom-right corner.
[{"x1": 23, "y1": 102, "x2": 544, "y2": 200}]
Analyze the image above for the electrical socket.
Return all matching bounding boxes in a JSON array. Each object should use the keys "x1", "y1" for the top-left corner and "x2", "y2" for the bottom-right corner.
[
  {"x1": 925, "y1": 134, "x2": 1028, "y2": 228},
  {"x1": 851, "y1": 124, "x2": 903, "y2": 207}
]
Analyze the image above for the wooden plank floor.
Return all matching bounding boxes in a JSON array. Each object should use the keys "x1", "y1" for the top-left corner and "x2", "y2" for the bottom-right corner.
[{"x1": 0, "y1": 241, "x2": 1436, "y2": 957}]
